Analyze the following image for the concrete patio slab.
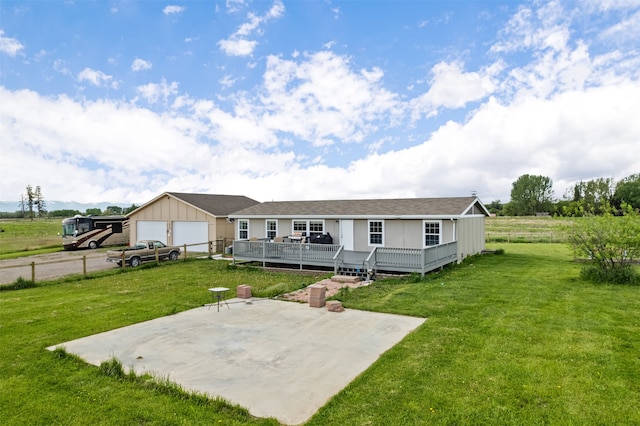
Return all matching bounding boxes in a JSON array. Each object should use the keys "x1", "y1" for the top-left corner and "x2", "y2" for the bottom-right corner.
[{"x1": 48, "y1": 298, "x2": 425, "y2": 425}]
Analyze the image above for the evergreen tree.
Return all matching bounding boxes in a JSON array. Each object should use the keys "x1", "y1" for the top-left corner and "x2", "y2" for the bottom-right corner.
[
  {"x1": 25, "y1": 185, "x2": 35, "y2": 219},
  {"x1": 34, "y1": 186, "x2": 47, "y2": 217}
]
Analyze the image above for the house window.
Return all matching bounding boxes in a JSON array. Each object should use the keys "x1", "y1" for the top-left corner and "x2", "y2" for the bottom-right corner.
[
  {"x1": 238, "y1": 220, "x2": 249, "y2": 240},
  {"x1": 292, "y1": 220, "x2": 324, "y2": 236},
  {"x1": 368, "y1": 220, "x2": 384, "y2": 246},
  {"x1": 293, "y1": 220, "x2": 307, "y2": 235},
  {"x1": 266, "y1": 220, "x2": 277, "y2": 240},
  {"x1": 424, "y1": 221, "x2": 440, "y2": 246},
  {"x1": 309, "y1": 220, "x2": 323, "y2": 236}
]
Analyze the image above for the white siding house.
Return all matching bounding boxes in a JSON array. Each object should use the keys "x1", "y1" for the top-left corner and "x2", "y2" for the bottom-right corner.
[{"x1": 229, "y1": 197, "x2": 490, "y2": 275}]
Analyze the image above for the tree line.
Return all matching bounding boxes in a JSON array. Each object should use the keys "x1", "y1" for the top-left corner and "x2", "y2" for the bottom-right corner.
[
  {"x1": 0, "y1": 185, "x2": 138, "y2": 219},
  {"x1": 487, "y1": 173, "x2": 640, "y2": 216},
  {"x1": 6, "y1": 176, "x2": 639, "y2": 219}
]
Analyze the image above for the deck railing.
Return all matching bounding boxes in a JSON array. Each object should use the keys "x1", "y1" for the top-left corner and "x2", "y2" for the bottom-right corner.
[
  {"x1": 233, "y1": 241, "x2": 342, "y2": 270},
  {"x1": 332, "y1": 245, "x2": 345, "y2": 275},
  {"x1": 365, "y1": 241, "x2": 458, "y2": 276},
  {"x1": 232, "y1": 240, "x2": 459, "y2": 276}
]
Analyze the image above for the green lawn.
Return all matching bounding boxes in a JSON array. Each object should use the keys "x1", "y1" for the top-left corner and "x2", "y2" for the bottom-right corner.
[
  {"x1": 486, "y1": 215, "x2": 573, "y2": 243},
  {"x1": 0, "y1": 218, "x2": 62, "y2": 256},
  {"x1": 1, "y1": 245, "x2": 638, "y2": 425}
]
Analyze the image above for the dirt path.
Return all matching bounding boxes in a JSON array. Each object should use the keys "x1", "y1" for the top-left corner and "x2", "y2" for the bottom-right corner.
[
  {"x1": 278, "y1": 277, "x2": 372, "y2": 302},
  {"x1": 0, "y1": 251, "x2": 118, "y2": 285}
]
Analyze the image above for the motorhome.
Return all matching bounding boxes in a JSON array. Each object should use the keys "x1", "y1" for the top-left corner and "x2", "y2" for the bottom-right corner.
[{"x1": 61, "y1": 215, "x2": 129, "y2": 250}]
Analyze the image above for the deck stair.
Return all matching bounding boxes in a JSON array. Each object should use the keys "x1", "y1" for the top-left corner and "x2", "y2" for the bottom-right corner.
[
  {"x1": 336, "y1": 266, "x2": 369, "y2": 280},
  {"x1": 331, "y1": 274, "x2": 361, "y2": 283}
]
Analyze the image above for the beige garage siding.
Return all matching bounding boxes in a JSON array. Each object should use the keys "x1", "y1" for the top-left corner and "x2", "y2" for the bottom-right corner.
[{"x1": 129, "y1": 196, "x2": 217, "y2": 245}]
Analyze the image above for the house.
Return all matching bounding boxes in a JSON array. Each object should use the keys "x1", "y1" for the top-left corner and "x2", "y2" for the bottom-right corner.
[
  {"x1": 127, "y1": 192, "x2": 260, "y2": 251},
  {"x1": 228, "y1": 196, "x2": 490, "y2": 276}
]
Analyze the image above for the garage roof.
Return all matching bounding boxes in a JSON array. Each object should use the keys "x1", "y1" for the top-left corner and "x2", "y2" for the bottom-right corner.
[
  {"x1": 129, "y1": 192, "x2": 260, "y2": 217},
  {"x1": 167, "y1": 193, "x2": 260, "y2": 216}
]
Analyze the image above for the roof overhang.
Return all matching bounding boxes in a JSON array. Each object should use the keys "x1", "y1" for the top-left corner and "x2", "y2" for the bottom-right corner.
[
  {"x1": 228, "y1": 214, "x2": 471, "y2": 220},
  {"x1": 127, "y1": 192, "x2": 217, "y2": 219},
  {"x1": 462, "y1": 198, "x2": 491, "y2": 217}
]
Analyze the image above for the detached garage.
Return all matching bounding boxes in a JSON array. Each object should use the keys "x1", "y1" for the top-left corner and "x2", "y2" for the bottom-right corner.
[
  {"x1": 136, "y1": 221, "x2": 168, "y2": 244},
  {"x1": 128, "y1": 193, "x2": 259, "y2": 252}
]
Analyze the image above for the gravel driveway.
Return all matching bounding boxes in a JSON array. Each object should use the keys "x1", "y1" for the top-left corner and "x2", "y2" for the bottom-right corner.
[{"x1": 0, "y1": 251, "x2": 119, "y2": 285}]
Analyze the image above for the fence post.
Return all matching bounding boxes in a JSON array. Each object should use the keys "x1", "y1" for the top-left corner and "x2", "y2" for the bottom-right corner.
[
  {"x1": 184, "y1": 244, "x2": 187, "y2": 261},
  {"x1": 31, "y1": 261, "x2": 35, "y2": 283},
  {"x1": 208, "y1": 241, "x2": 213, "y2": 258},
  {"x1": 155, "y1": 247, "x2": 160, "y2": 264},
  {"x1": 83, "y1": 256, "x2": 87, "y2": 276},
  {"x1": 121, "y1": 251, "x2": 126, "y2": 268}
]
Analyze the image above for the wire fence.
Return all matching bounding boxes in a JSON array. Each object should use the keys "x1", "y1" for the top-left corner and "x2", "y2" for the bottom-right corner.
[
  {"x1": 0, "y1": 240, "x2": 230, "y2": 285},
  {"x1": 485, "y1": 232, "x2": 567, "y2": 243}
]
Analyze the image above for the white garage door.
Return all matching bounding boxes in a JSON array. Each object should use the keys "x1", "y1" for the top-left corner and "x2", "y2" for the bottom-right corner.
[
  {"x1": 137, "y1": 221, "x2": 167, "y2": 244},
  {"x1": 173, "y1": 221, "x2": 208, "y2": 253}
]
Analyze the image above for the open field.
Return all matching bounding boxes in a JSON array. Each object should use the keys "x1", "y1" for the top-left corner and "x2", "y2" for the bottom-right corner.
[
  {"x1": 485, "y1": 215, "x2": 574, "y2": 243},
  {"x1": 0, "y1": 218, "x2": 62, "y2": 256},
  {"x1": 1, "y1": 244, "x2": 638, "y2": 425},
  {"x1": 2, "y1": 216, "x2": 582, "y2": 258}
]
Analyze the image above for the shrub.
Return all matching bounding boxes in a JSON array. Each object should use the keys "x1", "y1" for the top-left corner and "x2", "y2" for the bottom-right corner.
[
  {"x1": 566, "y1": 206, "x2": 640, "y2": 282},
  {"x1": 0, "y1": 277, "x2": 37, "y2": 291},
  {"x1": 580, "y1": 264, "x2": 639, "y2": 285}
]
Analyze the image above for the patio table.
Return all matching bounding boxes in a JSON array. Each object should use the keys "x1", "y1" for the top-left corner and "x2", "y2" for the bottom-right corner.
[{"x1": 208, "y1": 287, "x2": 230, "y2": 312}]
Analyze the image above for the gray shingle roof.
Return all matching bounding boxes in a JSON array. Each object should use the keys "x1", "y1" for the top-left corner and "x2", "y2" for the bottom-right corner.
[
  {"x1": 229, "y1": 197, "x2": 488, "y2": 218},
  {"x1": 167, "y1": 192, "x2": 260, "y2": 216}
]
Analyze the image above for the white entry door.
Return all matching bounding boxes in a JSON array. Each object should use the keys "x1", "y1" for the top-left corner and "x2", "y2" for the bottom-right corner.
[{"x1": 340, "y1": 219, "x2": 354, "y2": 250}]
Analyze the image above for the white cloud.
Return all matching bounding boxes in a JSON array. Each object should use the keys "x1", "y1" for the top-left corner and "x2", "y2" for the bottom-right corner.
[
  {"x1": 77, "y1": 68, "x2": 118, "y2": 89},
  {"x1": 225, "y1": 0, "x2": 247, "y2": 14},
  {"x1": 2, "y1": 66, "x2": 639, "y2": 204},
  {"x1": 2, "y1": 1, "x2": 640, "y2": 205},
  {"x1": 410, "y1": 61, "x2": 500, "y2": 120},
  {"x1": 218, "y1": 38, "x2": 257, "y2": 57},
  {"x1": 219, "y1": 74, "x2": 240, "y2": 88},
  {"x1": 53, "y1": 59, "x2": 71, "y2": 76},
  {"x1": 258, "y1": 51, "x2": 402, "y2": 146},
  {"x1": 490, "y1": 2, "x2": 569, "y2": 54},
  {"x1": 218, "y1": 0, "x2": 285, "y2": 57},
  {"x1": 136, "y1": 79, "x2": 179, "y2": 104},
  {"x1": 0, "y1": 30, "x2": 25, "y2": 56},
  {"x1": 0, "y1": 87, "x2": 213, "y2": 203},
  {"x1": 586, "y1": 0, "x2": 640, "y2": 12},
  {"x1": 131, "y1": 58, "x2": 152, "y2": 71},
  {"x1": 163, "y1": 5, "x2": 185, "y2": 15},
  {"x1": 600, "y1": 9, "x2": 640, "y2": 40}
]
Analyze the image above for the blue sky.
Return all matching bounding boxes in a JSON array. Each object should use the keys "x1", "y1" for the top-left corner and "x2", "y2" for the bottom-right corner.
[{"x1": 1, "y1": 0, "x2": 639, "y2": 205}]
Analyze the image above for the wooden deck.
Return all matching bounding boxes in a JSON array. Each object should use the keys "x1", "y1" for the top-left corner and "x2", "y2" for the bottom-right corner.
[{"x1": 232, "y1": 241, "x2": 458, "y2": 276}]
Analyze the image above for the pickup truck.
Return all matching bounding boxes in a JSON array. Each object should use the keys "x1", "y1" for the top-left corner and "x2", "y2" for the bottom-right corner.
[{"x1": 106, "y1": 240, "x2": 181, "y2": 267}]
